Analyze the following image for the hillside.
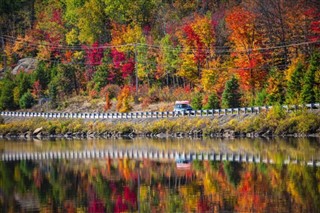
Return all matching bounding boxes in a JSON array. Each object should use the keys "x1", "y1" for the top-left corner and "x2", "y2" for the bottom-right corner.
[{"x1": 0, "y1": 0, "x2": 319, "y2": 113}]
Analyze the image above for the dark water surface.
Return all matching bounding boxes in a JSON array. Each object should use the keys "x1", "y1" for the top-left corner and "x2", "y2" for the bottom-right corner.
[{"x1": 0, "y1": 137, "x2": 319, "y2": 212}]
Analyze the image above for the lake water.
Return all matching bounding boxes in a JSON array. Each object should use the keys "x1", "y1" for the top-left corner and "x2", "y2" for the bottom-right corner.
[{"x1": 0, "y1": 137, "x2": 319, "y2": 212}]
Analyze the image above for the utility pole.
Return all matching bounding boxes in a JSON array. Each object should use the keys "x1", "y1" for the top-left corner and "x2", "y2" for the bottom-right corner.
[{"x1": 134, "y1": 43, "x2": 139, "y2": 93}]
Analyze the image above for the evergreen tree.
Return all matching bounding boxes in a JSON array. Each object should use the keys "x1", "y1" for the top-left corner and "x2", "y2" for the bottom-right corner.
[
  {"x1": 203, "y1": 93, "x2": 220, "y2": 109},
  {"x1": 33, "y1": 61, "x2": 50, "y2": 91},
  {"x1": 301, "y1": 52, "x2": 319, "y2": 103},
  {"x1": 16, "y1": 71, "x2": 31, "y2": 96},
  {"x1": 0, "y1": 78, "x2": 16, "y2": 110},
  {"x1": 19, "y1": 91, "x2": 35, "y2": 109},
  {"x1": 286, "y1": 61, "x2": 304, "y2": 104},
  {"x1": 266, "y1": 67, "x2": 286, "y2": 105},
  {"x1": 93, "y1": 64, "x2": 108, "y2": 92},
  {"x1": 56, "y1": 64, "x2": 78, "y2": 96},
  {"x1": 191, "y1": 92, "x2": 203, "y2": 110},
  {"x1": 222, "y1": 76, "x2": 241, "y2": 108},
  {"x1": 255, "y1": 89, "x2": 268, "y2": 106},
  {"x1": 48, "y1": 80, "x2": 58, "y2": 109}
]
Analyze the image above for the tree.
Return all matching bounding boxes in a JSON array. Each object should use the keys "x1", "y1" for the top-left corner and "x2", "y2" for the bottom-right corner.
[
  {"x1": 92, "y1": 64, "x2": 109, "y2": 92},
  {"x1": 222, "y1": 76, "x2": 241, "y2": 108},
  {"x1": 254, "y1": 89, "x2": 268, "y2": 106},
  {"x1": 176, "y1": 14, "x2": 216, "y2": 87},
  {"x1": 158, "y1": 34, "x2": 181, "y2": 86},
  {"x1": 19, "y1": 91, "x2": 35, "y2": 109},
  {"x1": 55, "y1": 64, "x2": 78, "y2": 97},
  {"x1": 285, "y1": 61, "x2": 304, "y2": 104},
  {"x1": 301, "y1": 52, "x2": 320, "y2": 103},
  {"x1": 203, "y1": 93, "x2": 220, "y2": 109},
  {"x1": 104, "y1": 0, "x2": 156, "y2": 25},
  {"x1": 191, "y1": 92, "x2": 203, "y2": 110},
  {"x1": 266, "y1": 67, "x2": 286, "y2": 105},
  {"x1": 77, "y1": 0, "x2": 108, "y2": 44},
  {"x1": 33, "y1": 61, "x2": 50, "y2": 92},
  {"x1": 0, "y1": 77, "x2": 16, "y2": 110},
  {"x1": 48, "y1": 80, "x2": 58, "y2": 109},
  {"x1": 225, "y1": 6, "x2": 267, "y2": 99},
  {"x1": 136, "y1": 38, "x2": 157, "y2": 86},
  {"x1": 116, "y1": 85, "x2": 133, "y2": 112},
  {"x1": 34, "y1": 0, "x2": 66, "y2": 60},
  {"x1": 16, "y1": 72, "x2": 31, "y2": 99}
]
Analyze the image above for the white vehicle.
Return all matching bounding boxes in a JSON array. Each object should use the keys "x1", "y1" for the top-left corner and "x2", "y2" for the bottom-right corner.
[{"x1": 173, "y1": 101, "x2": 193, "y2": 115}]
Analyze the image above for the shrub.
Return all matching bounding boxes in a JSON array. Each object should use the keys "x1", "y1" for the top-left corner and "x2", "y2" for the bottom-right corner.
[
  {"x1": 100, "y1": 84, "x2": 121, "y2": 99},
  {"x1": 148, "y1": 85, "x2": 160, "y2": 103},
  {"x1": 295, "y1": 112, "x2": 319, "y2": 133},
  {"x1": 158, "y1": 86, "x2": 171, "y2": 102},
  {"x1": 19, "y1": 91, "x2": 35, "y2": 109},
  {"x1": 141, "y1": 96, "x2": 152, "y2": 110},
  {"x1": 172, "y1": 86, "x2": 192, "y2": 102},
  {"x1": 89, "y1": 89, "x2": 98, "y2": 99}
]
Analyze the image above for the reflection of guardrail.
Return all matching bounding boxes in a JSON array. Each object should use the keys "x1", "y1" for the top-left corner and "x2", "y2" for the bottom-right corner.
[
  {"x1": 1, "y1": 149, "x2": 319, "y2": 166},
  {"x1": 0, "y1": 103, "x2": 319, "y2": 120}
]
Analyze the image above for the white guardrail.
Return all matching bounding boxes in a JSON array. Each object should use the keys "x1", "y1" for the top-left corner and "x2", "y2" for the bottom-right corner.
[{"x1": 0, "y1": 103, "x2": 319, "y2": 120}]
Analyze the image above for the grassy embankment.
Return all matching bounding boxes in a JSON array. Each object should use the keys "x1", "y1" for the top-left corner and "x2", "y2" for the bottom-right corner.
[{"x1": 0, "y1": 106, "x2": 319, "y2": 138}]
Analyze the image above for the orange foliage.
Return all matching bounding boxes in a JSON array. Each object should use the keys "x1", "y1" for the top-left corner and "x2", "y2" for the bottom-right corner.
[
  {"x1": 236, "y1": 171, "x2": 268, "y2": 213},
  {"x1": 89, "y1": 89, "x2": 98, "y2": 99},
  {"x1": 64, "y1": 50, "x2": 73, "y2": 63},
  {"x1": 13, "y1": 34, "x2": 37, "y2": 58},
  {"x1": 104, "y1": 92, "x2": 112, "y2": 111},
  {"x1": 226, "y1": 6, "x2": 267, "y2": 96},
  {"x1": 116, "y1": 85, "x2": 133, "y2": 112},
  {"x1": 32, "y1": 80, "x2": 41, "y2": 98}
]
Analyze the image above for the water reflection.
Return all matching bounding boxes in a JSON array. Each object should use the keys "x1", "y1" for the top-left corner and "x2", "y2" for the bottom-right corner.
[{"x1": 0, "y1": 137, "x2": 319, "y2": 212}]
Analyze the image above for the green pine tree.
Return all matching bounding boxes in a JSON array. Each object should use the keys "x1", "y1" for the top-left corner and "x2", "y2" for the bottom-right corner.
[
  {"x1": 301, "y1": 52, "x2": 319, "y2": 103},
  {"x1": 203, "y1": 93, "x2": 220, "y2": 109},
  {"x1": 19, "y1": 91, "x2": 35, "y2": 109},
  {"x1": 0, "y1": 78, "x2": 16, "y2": 110},
  {"x1": 286, "y1": 61, "x2": 304, "y2": 104},
  {"x1": 48, "y1": 80, "x2": 58, "y2": 109},
  {"x1": 93, "y1": 64, "x2": 109, "y2": 92},
  {"x1": 191, "y1": 92, "x2": 203, "y2": 110},
  {"x1": 33, "y1": 61, "x2": 50, "y2": 91},
  {"x1": 266, "y1": 68, "x2": 286, "y2": 105},
  {"x1": 222, "y1": 76, "x2": 241, "y2": 108}
]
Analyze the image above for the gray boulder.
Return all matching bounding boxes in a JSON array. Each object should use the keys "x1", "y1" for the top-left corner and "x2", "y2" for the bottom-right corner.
[{"x1": 12, "y1": 58, "x2": 38, "y2": 75}]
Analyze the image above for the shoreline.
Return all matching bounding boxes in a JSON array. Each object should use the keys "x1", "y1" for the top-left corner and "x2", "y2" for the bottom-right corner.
[
  {"x1": 0, "y1": 132, "x2": 319, "y2": 141},
  {"x1": 1, "y1": 109, "x2": 319, "y2": 140}
]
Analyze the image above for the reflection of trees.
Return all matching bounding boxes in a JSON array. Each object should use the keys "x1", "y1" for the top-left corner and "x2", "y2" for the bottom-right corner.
[
  {"x1": 287, "y1": 165, "x2": 320, "y2": 212},
  {"x1": 0, "y1": 159, "x2": 320, "y2": 212},
  {"x1": 2, "y1": 137, "x2": 320, "y2": 161}
]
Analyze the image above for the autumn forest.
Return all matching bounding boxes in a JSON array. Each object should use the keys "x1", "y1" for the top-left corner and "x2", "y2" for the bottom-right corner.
[{"x1": 0, "y1": 0, "x2": 319, "y2": 112}]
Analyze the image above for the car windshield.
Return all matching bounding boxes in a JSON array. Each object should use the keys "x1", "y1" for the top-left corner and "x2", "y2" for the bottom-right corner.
[{"x1": 175, "y1": 104, "x2": 189, "y2": 109}]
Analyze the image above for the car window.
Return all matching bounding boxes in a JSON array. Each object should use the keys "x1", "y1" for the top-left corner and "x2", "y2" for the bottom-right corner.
[{"x1": 175, "y1": 104, "x2": 188, "y2": 108}]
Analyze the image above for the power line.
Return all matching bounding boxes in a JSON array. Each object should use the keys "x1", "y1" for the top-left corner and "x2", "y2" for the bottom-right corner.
[{"x1": 1, "y1": 35, "x2": 319, "y2": 55}]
